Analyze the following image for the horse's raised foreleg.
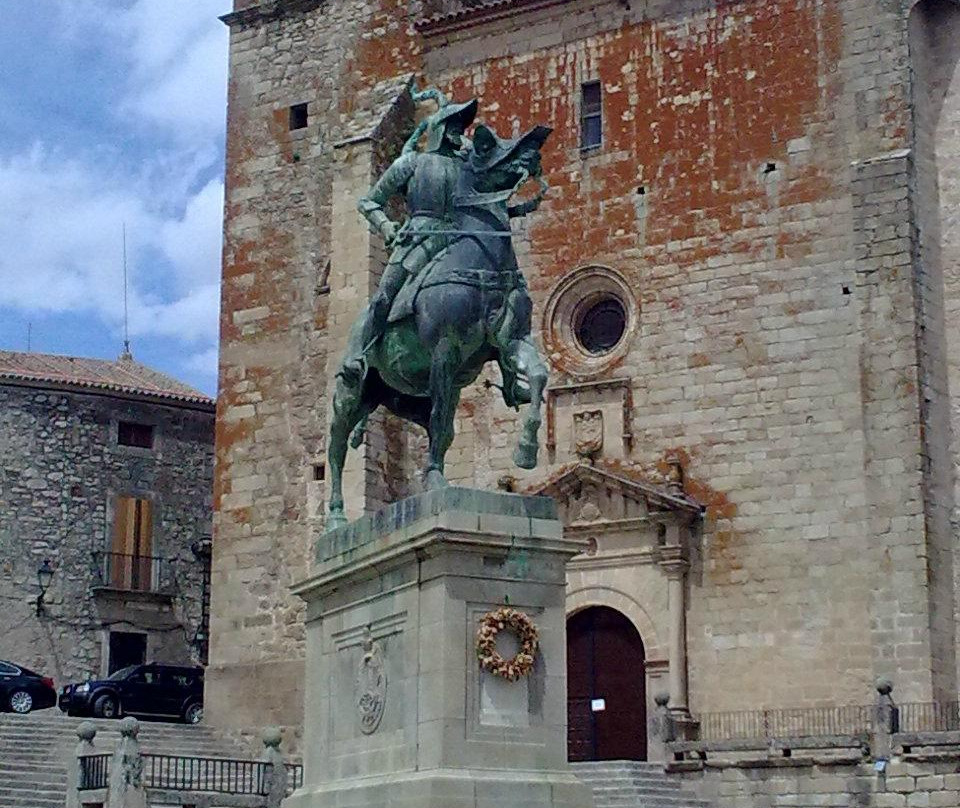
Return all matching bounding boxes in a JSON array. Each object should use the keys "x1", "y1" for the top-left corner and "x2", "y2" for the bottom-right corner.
[
  {"x1": 425, "y1": 337, "x2": 461, "y2": 490},
  {"x1": 506, "y1": 337, "x2": 548, "y2": 470},
  {"x1": 327, "y1": 372, "x2": 374, "y2": 532}
]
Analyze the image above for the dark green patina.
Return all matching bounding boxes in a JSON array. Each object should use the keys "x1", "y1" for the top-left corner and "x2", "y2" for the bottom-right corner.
[{"x1": 327, "y1": 89, "x2": 553, "y2": 531}]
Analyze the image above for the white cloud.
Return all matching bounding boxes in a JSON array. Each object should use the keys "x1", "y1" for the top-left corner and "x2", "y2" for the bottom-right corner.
[
  {"x1": 54, "y1": 1, "x2": 231, "y2": 144},
  {"x1": 116, "y1": 2, "x2": 230, "y2": 142},
  {"x1": 132, "y1": 283, "x2": 221, "y2": 343},
  {"x1": 0, "y1": 147, "x2": 222, "y2": 346},
  {"x1": 116, "y1": 3, "x2": 216, "y2": 75},
  {"x1": 0, "y1": 0, "x2": 231, "y2": 386},
  {"x1": 131, "y1": 27, "x2": 228, "y2": 140},
  {"x1": 184, "y1": 346, "x2": 220, "y2": 377},
  {"x1": 159, "y1": 179, "x2": 225, "y2": 292},
  {"x1": 0, "y1": 147, "x2": 148, "y2": 313},
  {"x1": 0, "y1": 0, "x2": 231, "y2": 343}
]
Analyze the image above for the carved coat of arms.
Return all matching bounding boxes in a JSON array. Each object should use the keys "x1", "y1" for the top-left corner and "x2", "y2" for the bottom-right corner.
[
  {"x1": 573, "y1": 410, "x2": 604, "y2": 460},
  {"x1": 356, "y1": 632, "x2": 387, "y2": 735}
]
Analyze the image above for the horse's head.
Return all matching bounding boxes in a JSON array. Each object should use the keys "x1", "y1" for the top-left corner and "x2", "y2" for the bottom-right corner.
[{"x1": 469, "y1": 124, "x2": 552, "y2": 193}]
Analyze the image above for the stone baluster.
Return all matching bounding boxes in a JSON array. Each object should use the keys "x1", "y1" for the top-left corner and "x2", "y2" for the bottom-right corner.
[
  {"x1": 873, "y1": 678, "x2": 898, "y2": 760},
  {"x1": 262, "y1": 727, "x2": 289, "y2": 808},
  {"x1": 652, "y1": 691, "x2": 676, "y2": 744},
  {"x1": 66, "y1": 722, "x2": 97, "y2": 808},
  {"x1": 107, "y1": 717, "x2": 148, "y2": 808}
]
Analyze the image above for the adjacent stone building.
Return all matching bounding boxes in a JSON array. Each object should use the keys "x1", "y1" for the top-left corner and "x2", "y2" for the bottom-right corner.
[
  {"x1": 209, "y1": 0, "x2": 960, "y2": 762},
  {"x1": 0, "y1": 351, "x2": 215, "y2": 687}
]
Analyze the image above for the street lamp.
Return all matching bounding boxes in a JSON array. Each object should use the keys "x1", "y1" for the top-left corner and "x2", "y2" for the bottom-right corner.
[{"x1": 36, "y1": 559, "x2": 54, "y2": 616}]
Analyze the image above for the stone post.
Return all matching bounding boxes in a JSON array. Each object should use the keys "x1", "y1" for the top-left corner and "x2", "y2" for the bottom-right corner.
[
  {"x1": 651, "y1": 691, "x2": 676, "y2": 743},
  {"x1": 107, "y1": 717, "x2": 148, "y2": 808},
  {"x1": 872, "y1": 678, "x2": 898, "y2": 760},
  {"x1": 262, "y1": 726, "x2": 288, "y2": 808},
  {"x1": 66, "y1": 722, "x2": 97, "y2": 808},
  {"x1": 648, "y1": 691, "x2": 676, "y2": 763}
]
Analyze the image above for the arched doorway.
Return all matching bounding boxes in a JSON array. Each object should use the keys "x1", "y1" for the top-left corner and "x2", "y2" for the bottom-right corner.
[{"x1": 566, "y1": 606, "x2": 647, "y2": 761}]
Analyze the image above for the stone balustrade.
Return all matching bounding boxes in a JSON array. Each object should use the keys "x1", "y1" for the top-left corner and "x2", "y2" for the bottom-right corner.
[{"x1": 68, "y1": 719, "x2": 298, "y2": 808}]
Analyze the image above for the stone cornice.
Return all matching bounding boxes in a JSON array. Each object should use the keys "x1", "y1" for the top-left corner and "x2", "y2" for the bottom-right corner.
[
  {"x1": 568, "y1": 547, "x2": 657, "y2": 571},
  {"x1": 416, "y1": 0, "x2": 570, "y2": 37},
  {"x1": 564, "y1": 515, "x2": 659, "y2": 535},
  {"x1": 529, "y1": 462, "x2": 703, "y2": 519},
  {"x1": 220, "y1": 0, "x2": 323, "y2": 29},
  {"x1": 333, "y1": 133, "x2": 376, "y2": 150},
  {"x1": 658, "y1": 544, "x2": 690, "y2": 577}
]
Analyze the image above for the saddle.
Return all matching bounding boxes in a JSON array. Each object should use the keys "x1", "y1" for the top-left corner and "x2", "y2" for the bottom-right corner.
[{"x1": 387, "y1": 250, "x2": 520, "y2": 324}]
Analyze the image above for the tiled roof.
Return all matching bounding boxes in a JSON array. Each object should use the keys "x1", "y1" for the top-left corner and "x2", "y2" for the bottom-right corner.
[{"x1": 0, "y1": 350, "x2": 214, "y2": 409}]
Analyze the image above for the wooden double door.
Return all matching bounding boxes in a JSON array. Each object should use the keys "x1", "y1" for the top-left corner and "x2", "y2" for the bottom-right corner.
[{"x1": 566, "y1": 606, "x2": 647, "y2": 761}]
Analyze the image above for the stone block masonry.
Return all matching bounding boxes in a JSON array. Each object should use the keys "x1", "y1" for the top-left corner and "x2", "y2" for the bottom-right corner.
[
  {"x1": 674, "y1": 756, "x2": 960, "y2": 808},
  {"x1": 0, "y1": 383, "x2": 213, "y2": 683},
  {"x1": 212, "y1": 0, "x2": 960, "y2": 739}
]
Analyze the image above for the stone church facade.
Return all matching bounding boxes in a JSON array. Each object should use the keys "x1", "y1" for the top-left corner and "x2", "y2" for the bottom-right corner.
[{"x1": 209, "y1": 0, "x2": 960, "y2": 759}]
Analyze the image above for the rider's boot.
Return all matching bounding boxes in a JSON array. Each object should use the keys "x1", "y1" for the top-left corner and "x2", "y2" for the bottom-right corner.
[{"x1": 340, "y1": 293, "x2": 392, "y2": 383}]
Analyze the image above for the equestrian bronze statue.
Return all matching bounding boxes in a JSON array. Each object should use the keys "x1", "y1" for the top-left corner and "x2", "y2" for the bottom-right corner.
[{"x1": 327, "y1": 89, "x2": 552, "y2": 530}]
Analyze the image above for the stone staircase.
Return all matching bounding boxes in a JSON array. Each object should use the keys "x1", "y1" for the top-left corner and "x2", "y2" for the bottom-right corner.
[
  {"x1": 0, "y1": 715, "x2": 703, "y2": 808},
  {"x1": 572, "y1": 760, "x2": 711, "y2": 808},
  {"x1": 0, "y1": 712, "x2": 248, "y2": 808}
]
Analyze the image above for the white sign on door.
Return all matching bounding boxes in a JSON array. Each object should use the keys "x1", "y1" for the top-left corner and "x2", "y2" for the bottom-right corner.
[{"x1": 591, "y1": 698, "x2": 606, "y2": 712}]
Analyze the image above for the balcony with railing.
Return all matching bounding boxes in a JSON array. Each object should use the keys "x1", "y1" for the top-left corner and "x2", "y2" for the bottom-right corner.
[{"x1": 94, "y1": 552, "x2": 169, "y2": 594}]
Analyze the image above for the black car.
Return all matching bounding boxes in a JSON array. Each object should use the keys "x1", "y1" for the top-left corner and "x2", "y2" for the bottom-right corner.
[
  {"x1": 0, "y1": 660, "x2": 57, "y2": 713},
  {"x1": 59, "y1": 663, "x2": 204, "y2": 724}
]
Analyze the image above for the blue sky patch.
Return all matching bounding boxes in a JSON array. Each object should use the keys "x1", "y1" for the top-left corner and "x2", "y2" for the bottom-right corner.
[{"x1": 0, "y1": 1, "x2": 231, "y2": 395}]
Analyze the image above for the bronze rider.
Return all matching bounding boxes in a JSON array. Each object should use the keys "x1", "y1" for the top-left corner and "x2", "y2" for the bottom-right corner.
[{"x1": 342, "y1": 95, "x2": 479, "y2": 381}]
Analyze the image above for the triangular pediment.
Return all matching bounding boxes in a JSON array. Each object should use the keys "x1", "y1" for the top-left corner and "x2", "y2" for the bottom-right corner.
[{"x1": 527, "y1": 462, "x2": 701, "y2": 527}]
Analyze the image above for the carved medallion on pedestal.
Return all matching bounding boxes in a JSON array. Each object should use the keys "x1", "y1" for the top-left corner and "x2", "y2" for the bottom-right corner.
[{"x1": 356, "y1": 631, "x2": 387, "y2": 735}]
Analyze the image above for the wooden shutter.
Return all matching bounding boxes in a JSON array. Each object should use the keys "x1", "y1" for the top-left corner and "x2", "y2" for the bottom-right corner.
[
  {"x1": 111, "y1": 497, "x2": 153, "y2": 589},
  {"x1": 112, "y1": 497, "x2": 135, "y2": 555},
  {"x1": 112, "y1": 497, "x2": 134, "y2": 588},
  {"x1": 135, "y1": 500, "x2": 153, "y2": 590},
  {"x1": 134, "y1": 499, "x2": 153, "y2": 558}
]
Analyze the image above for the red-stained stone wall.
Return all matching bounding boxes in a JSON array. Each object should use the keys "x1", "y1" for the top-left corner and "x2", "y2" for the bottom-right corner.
[{"x1": 212, "y1": 0, "x2": 959, "y2": 736}]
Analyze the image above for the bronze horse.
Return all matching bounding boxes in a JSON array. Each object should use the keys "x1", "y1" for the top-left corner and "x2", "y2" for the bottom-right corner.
[{"x1": 326, "y1": 124, "x2": 552, "y2": 531}]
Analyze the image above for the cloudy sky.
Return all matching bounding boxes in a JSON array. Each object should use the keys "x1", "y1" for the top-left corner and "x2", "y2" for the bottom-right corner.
[{"x1": 0, "y1": 1, "x2": 232, "y2": 396}]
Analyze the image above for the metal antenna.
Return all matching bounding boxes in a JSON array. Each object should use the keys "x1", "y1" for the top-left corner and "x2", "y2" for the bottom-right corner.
[
  {"x1": 121, "y1": 223, "x2": 132, "y2": 360},
  {"x1": 26, "y1": 321, "x2": 32, "y2": 352}
]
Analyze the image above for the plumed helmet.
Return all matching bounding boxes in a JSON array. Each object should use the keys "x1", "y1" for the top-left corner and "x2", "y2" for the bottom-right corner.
[
  {"x1": 470, "y1": 124, "x2": 553, "y2": 172},
  {"x1": 424, "y1": 98, "x2": 479, "y2": 153}
]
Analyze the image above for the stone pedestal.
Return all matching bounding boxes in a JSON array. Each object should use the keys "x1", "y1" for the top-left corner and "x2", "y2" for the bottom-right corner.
[{"x1": 285, "y1": 487, "x2": 595, "y2": 808}]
